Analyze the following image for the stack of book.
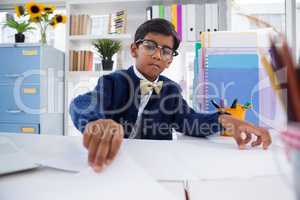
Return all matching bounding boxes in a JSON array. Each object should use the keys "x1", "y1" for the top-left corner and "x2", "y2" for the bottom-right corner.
[
  {"x1": 109, "y1": 10, "x2": 127, "y2": 34},
  {"x1": 69, "y1": 11, "x2": 127, "y2": 36},
  {"x1": 70, "y1": 15, "x2": 91, "y2": 35},
  {"x1": 69, "y1": 50, "x2": 93, "y2": 71},
  {"x1": 91, "y1": 15, "x2": 110, "y2": 35}
]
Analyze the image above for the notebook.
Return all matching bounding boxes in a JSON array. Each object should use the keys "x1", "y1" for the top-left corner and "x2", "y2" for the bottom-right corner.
[{"x1": 195, "y1": 51, "x2": 260, "y2": 125}]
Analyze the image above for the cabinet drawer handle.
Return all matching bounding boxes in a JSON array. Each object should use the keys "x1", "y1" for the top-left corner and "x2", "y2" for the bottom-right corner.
[
  {"x1": 4, "y1": 74, "x2": 23, "y2": 78},
  {"x1": 21, "y1": 127, "x2": 36, "y2": 133},
  {"x1": 6, "y1": 109, "x2": 23, "y2": 114}
]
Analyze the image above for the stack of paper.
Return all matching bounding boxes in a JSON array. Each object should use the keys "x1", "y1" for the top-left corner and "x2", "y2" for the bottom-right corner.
[
  {"x1": 201, "y1": 29, "x2": 274, "y2": 48},
  {"x1": 0, "y1": 151, "x2": 180, "y2": 200},
  {"x1": 37, "y1": 137, "x2": 286, "y2": 180},
  {"x1": 188, "y1": 176, "x2": 295, "y2": 200}
]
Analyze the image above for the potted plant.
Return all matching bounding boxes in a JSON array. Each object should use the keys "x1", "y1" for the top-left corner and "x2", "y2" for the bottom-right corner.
[
  {"x1": 4, "y1": 16, "x2": 35, "y2": 43},
  {"x1": 4, "y1": 2, "x2": 67, "y2": 45},
  {"x1": 93, "y1": 39, "x2": 121, "y2": 70}
]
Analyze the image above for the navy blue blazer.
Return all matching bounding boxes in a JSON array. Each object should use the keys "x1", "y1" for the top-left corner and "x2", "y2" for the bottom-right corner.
[{"x1": 69, "y1": 66, "x2": 221, "y2": 140}]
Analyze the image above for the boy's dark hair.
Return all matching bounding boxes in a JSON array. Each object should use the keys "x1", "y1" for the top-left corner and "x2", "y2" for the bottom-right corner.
[{"x1": 134, "y1": 18, "x2": 181, "y2": 51}]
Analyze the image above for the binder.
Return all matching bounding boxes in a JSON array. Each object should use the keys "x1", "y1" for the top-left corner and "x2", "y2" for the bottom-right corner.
[
  {"x1": 196, "y1": 4, "x2": 206, "y2": 39},
  {"x1": 187, "y1": 4, "x2": 206, "y2": 41},
  {"x1": 152, "y1": 5, "x2": 159, "y2": 19},
  {"x1": 182, "y1": 4, "x2": 187, "y2": 41},
  {"x1": 211, "y1": 3, "x2": 219, "y2": 32},
  {"x1": 187, "y1": 4, "x2": 196, "y2": 41},
  {"x1": 205, "y1": 4, "x2": 212, "y2": 32},
  {"x1": 159, "y1": 5, "x2": 165, "y2": 18},
  {"x1": 164, "y1": 5, "x2": 171, "y2": 22},
  {"x1": 171, "y1": 4, "x2": 178, "y2": 31},
  {"x1": 177, "y1": 3, "x2": 182, "y2": 40},
  {"x1": 146, "y1": 7, "x2": 152, "y2": 20}
]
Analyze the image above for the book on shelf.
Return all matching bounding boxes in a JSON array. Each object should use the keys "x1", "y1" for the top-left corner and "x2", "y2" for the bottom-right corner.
[
  {"x1": 69, "y1": 50, "x2": 93, "y2": 71},
  {"x1": 91, "y1": 15, "x2": 110, "y2": 35},
  {"x1": 110, "y1": 10, "x2": 127, "y2": 34},
  {"x1": 70, "y1": 15, "x2": 91, "y2": 35},
  {"x1": 147, "y1": 3, "x2": 220, "y2": 42},
  {"x1": 70, "y1": 10, "x2": 127, "y2": 36}
]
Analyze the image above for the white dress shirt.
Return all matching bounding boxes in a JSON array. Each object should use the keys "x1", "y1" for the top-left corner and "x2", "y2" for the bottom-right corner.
[
  {"x1": 133, "y1": 65, "x2": 158, "y2": 113},
  {"x1": 130, "y1": 65, "x2": 159, "y2": 138}
]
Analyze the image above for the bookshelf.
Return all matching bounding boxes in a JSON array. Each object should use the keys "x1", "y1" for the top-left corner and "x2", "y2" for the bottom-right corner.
[
  {"x1": 69, "y1": 34, "x2": 132, "y2": 42},
  {"x1": 64, "y1": 0, "x2": 230, "y2": 136}
]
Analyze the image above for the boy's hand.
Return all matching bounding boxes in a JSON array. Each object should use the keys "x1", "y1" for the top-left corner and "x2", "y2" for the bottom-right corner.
[
  {"x1": 83, "y1": 119, "x2": 124, "y2": 172},
  {"x1": 219, "y1": 114, "x2": 272, "y2": 150}
]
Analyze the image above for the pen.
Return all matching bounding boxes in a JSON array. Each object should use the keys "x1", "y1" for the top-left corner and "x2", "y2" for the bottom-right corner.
[
  {"x1": 220, "y1": 98, "x2": 225, "y2": 108},
  {"x1": 211, "y1": 99, "x2": 220, "y2": 109},
  {"x1": 231, "y1": 98, "x2": 238, "y2": 108},
  {"x1": 269, "y1": 39, "x2": 284, "y2": 71}
]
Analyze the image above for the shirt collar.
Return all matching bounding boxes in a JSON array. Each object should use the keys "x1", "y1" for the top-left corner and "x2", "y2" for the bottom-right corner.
[{"x1": 133, "y1": 65, "x2": 158, "y2": 83}]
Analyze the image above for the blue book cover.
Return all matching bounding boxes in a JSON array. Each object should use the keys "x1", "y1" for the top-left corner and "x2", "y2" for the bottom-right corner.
[
  {"x1": 207, "y1": 54, "x2": 259, "y2": 68},
  {"x1": 204, "y1": 54, "x2": 260, "y2": 125}
]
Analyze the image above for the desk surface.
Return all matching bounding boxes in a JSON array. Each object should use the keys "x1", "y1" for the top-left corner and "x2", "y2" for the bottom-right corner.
[{"x1": 0, "y1": 132, "x2": 296, "y2": 200}]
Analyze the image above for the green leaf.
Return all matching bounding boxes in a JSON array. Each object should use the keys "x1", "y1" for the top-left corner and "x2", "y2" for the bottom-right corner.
[
  {"x1": 3, "y1": 18, "x2": 36, "y2": 33},
  {"x1": 93, "y1": 39, "x2": 121, "y2": 60},
  {"x1": 4, "y1": 18, "x2": 19, "y2": 29}
]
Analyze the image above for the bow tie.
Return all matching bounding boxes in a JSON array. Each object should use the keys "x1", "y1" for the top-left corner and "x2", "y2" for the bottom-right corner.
[{"x1": 140, "y1": 80, "x2": 163, "y2": 96}]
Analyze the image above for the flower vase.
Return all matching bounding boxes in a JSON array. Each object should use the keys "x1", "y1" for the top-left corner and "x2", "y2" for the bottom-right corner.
[{"x1": 40, "y1": 30, "x2": 47, "y2": 45}]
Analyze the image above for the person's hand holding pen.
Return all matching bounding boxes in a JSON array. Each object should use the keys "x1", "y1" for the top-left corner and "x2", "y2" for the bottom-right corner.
[
  {"x1": 83, "y1": 119, "x2": 124, "y2": 172},
  {"x1": 218, "y1": 114, "x2": 272, "y2": 150}
]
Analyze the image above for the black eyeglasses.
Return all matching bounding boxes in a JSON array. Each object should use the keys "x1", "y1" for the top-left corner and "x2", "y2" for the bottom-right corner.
[{"x1": 135, "y1": 39, "x2": 179, "y2": 61}]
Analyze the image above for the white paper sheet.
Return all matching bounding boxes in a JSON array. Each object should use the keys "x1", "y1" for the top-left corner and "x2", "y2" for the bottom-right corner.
[
  {"x1": 0, "y1": 151, "x2": 180, "y2": 200},
  {"x1": 177, "y1": 137, "x2": 285, "y2": 179},
  {"x1": 124, "y1": 139, "x2": 197, "y2": 180},
  {"x1": 188, "y1": 176, "x2": 295, "y2": 200},
  {"x1": 1, "y1": 132, "x2": 289, "y2": 182},
  {"x1": 39, "y1": 154, "x2": 88, "y2": 173},
  {"x1": 124, "y1": 136, "x2": 287, "y2": 180},
  {"x1": 159, "y1": 181, "x2": 186, "y2": 200},
  {"x1": 68, "y1": 152, "x2": 181, "y2": 200}
]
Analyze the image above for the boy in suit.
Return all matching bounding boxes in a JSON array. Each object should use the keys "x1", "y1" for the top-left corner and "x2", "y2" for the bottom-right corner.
[{"x1": 70, "y1": 19, "x2": 271, "y2": 172}]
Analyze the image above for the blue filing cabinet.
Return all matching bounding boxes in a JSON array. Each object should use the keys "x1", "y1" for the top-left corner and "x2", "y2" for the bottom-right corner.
[{"x1": 0, "y1": 44, "x2": 64, "y2": 135}]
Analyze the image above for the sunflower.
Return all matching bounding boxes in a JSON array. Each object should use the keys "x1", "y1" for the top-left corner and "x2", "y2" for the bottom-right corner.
[
  {"x1": 53, "y1": 14, "x2": 67, "y2": 24},
  {"x1": 30, "y1": 16, "x2": 41, "y2": 23},
  {"x1": 15, "y1": 5, "x2": 25, "y2": 17},
  {"x1": 49, "y1": 18, "x2": 58, "y2": 28},
  {"x1": 25, "y1": 2, "x2": 44, "y2": 19},
  {"x1": 43, "y1": 4, "x2": 55, "y2": 14}
]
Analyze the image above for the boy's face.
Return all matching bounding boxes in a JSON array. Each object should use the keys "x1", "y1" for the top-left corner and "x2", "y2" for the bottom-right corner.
[{"x1": 130, "y1": 32, "x2": 174, "y2": 81}]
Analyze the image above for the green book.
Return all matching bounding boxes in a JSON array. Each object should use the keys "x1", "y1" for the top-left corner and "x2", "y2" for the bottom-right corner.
[{"x1": 159, "y1": 5, "x2": 165, "y2": 18}]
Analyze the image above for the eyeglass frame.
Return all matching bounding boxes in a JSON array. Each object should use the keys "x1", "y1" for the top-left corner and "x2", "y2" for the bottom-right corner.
[{"x1": 135, "y1": 39, "x2": 179, "y2": 61}]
